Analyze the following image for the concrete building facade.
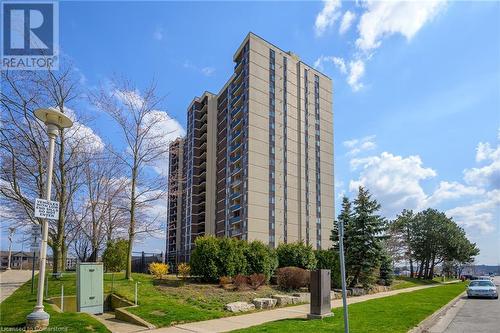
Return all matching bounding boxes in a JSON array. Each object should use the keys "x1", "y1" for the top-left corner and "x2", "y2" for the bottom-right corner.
[{"x1": 166, "y1": 33, "x2": 334, "y2": 264}]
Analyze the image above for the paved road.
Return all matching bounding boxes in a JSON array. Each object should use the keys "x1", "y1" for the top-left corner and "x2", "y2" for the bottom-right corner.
[
  {"x1": 429, "y1": 276, "x2": 500, "y2": 333},
  {"x1": 0, "y1": 269, "x2": 34, "y2": 303}
]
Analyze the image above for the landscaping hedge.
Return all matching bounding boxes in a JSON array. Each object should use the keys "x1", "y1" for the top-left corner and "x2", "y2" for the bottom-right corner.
[
  {"x1": 190, "y1": 236, "x2": 278, "y2": 282},
  {"x1": 315, "y1": 249, "x2": 341, "y2": 288},
  {"x1": 276, "y1": 242, "x2": 317, "y2": 270}
]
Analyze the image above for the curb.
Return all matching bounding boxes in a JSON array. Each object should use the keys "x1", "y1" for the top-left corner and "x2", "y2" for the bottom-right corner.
[{"x1": 407, "y1": 291, "x2": 466, "y2": 333}]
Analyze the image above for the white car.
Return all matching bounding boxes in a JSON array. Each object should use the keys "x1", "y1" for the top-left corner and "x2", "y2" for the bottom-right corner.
[{"x1": 467, "y1": 280, "x2": 498, "y2": 299}]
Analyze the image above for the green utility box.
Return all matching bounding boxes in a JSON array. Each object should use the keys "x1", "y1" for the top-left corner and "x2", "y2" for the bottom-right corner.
[{"x1": 77, "y1": 262, "x2": 104, "y2": 314}]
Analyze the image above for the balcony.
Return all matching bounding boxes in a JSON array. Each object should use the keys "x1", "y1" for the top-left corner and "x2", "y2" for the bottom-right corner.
[
  {"x1": 231, "y1": 94, "x2": 244, "y2": 109},
  {"x1": 230, "y1": 154, "x2": 242, "y2": 163},
  {"x1": 234, "y1": 58, "x2": 245, "y2": 72},
  {"x1": 231, "y1": 107, "x2": 242, "y2": 119},
  {"x1": 231, "y1": 115, "x2": 243, "y2": 129},
  {"x1": 229, "y1": 215, "x2": 242, "y2": 224},
  {"x1": 230, "y1": 191, "x2": 242, "y2": 200},
  {"x1": 230, "y1": 204, "x2": 241, "y2": 212},
  {"x1": 230, "y1": 228, "x2": 243, "y2": 237},
  {"x1": 233, "y1": 67, "x2": 245, "y2": 85},
  {"x1": 232, "y1": 81, "x2": 244, "y2": 97},
  {"x1": 231, "y1": 166, "x2": 242, "y2": 176},
  {"x1": 230, "y1": 130, "x2": 242, "y2": 143}
]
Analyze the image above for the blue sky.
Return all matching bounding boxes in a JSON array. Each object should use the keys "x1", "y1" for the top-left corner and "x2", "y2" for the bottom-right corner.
[{"x1": 3, "y1": 1, "x2": 499, "y2": 265}]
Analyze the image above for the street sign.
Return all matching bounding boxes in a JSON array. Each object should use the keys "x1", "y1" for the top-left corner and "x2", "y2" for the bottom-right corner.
[
  {"x1": 30, "y1": 225, "x2": 41, "y2": 253},
  {"x1": 34, "y1": 198, "x2": 59, "y2": 220}
]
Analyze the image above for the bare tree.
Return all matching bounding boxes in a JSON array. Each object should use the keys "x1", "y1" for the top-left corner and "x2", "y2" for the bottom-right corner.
[
  {"x1": 0, "y1": 65, "x2": 95, "y2": 273},
  {"x1": 90, "y1": 78, "x2": 172, "y2": 279}
]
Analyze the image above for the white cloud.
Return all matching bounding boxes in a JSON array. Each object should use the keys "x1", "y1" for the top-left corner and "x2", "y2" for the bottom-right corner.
[
  {"x1": 314, "y1": 1, "x2": 446, "y2": 90},
  {"x1": 339, "y1": 10, "x2": 356, "y2": 34},
  {"x1": 61, "y1": 107, "x2": 105, "y2": 153},
  {"x1": 143, "y1": 110, "x2": 185, "y2": 176},
  {"x1": 113, "y1": 89, "x2": 186, "y2": 176},
  {"x1": 346, "y1": 134, "x2": 499, "y2": 235},
  {"x1": 183, "y1": 60, "x2": 216, "y2": 77},
  {"x1": 464, "y1": 141, "x2": 500, "y2": 189},
  {"x1": 347, "y1": 59, "x2": 365, "y2": 91},
  {"x1": 356, "y1": 0, "x2": 446, "y2": 52},
  {"x1": 350, "y1": 152, "x2": 437, "y2": 217},
  {"x1": 314, "y1": 56, "x2": 364, "y2": 91},
  {"x1": 201, "y1": 67, "x2": 215, "y2": 77},
  {"x1": 426, "y1": 181, "x2": 484, "y2": 206},
  {"x1": 446, "y1": 190, "x2": 499, "y2": 233},
  {"x1": 343, "y1": 134, "x2": 376, "y2": 156},
  {"x1": 315, "y1": 0, "x2": 342, "y2": 37},
  {"x1": 153, "y1": 26, "x2": 164, "y2": 41},
  {"x1": 314, "y1": 55, "x2": 347, "y2": 74}
]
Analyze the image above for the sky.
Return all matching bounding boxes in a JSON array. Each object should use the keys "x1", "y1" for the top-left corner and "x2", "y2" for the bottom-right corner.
[{"x1": 2, "y1": 0, "x2": 499, "y2": 265}]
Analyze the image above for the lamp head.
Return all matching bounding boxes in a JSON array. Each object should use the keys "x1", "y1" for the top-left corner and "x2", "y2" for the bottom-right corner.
[{"x1": 34, "y1": 107, "x2": 73, "y2": 129}]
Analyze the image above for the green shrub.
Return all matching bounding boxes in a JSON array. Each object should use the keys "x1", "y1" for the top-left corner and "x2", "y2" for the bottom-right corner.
[
  {"x1": 102, "y1": 239, "x2": 128, "y2": 272},
  {"x1": 244, "y1": 240, "x2": 278, "y2": 280},
  {"x1": 315, "y1": 249, "x2": 342, "y2": 288},
  {"x1": 379, "y1": 250, "x2": 394, "y2": 286},
  {"x1": 218, "y1": 237, "x2": 248, "y2": 277},
  {"x1": 276, "y1": 242, "x2": 317, "y2": 270},
  {"x1": 190, "y1": 235, "x2": 220, "y2": 282},
  {"x1": 276, "y1": 267, "x2": 310, "y2": 290}
]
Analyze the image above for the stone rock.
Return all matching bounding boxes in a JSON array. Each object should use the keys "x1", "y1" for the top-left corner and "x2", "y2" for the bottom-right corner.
[
  {"x1": 271, "y1": 294, "x2": 301, "y2": 306},
  {"x1": 292, "y1": 292, "x2": 310, "y2": 303},
  {"x1": 225, "y1": 301, "x2": 255, "y2": 312},
  {"x1": 351, "y1": 288, "x2": 366, "y2": 296},
  {"x1": 252, "y1": 298, "x2": 277, "y2": 309}
]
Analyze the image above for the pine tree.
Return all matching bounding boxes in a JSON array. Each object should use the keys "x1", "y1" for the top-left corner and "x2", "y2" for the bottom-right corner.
[
  {"x1": 331, "y1": 196, "x2": 353, "y2": 251},
  {"x1": 348, "y1": 186, "x2": 387, "y2": 287}
]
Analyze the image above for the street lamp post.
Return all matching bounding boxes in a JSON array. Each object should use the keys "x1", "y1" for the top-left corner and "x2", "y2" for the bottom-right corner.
[
  {"x1": 339, "y1": 219, "x2": 350, "y2": 333},
  {"x1": 26, "y1": 108, "x2": 72, "y2": 331}
]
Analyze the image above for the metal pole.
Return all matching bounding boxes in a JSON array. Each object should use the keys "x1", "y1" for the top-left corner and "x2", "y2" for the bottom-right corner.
[
  {"x1": 45, "y1": 269, "x2": 49, "y2": 298},
  {"x1": 339, "y1": 220, "x2": 349, "y2": 333},
  {"x1": 134, "y1": 282, "x2": 138, "y2": 305},
  {"x1": 27, "y1": 125, "x2": 57, "y2": 328},
  {"x1": 61, "y1": 285, "x2": 64, "y2": 312},
  {"x1": 31, "y1": 251, "x2": 36, "y2": 294}
]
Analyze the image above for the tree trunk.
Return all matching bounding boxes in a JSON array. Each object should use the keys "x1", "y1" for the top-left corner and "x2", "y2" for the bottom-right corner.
[
  {"x1": 125, "y1": 164, "x2": 138, "y2": 280},
  {"x1": 428, "y1": 255, "x2": 436, "y2": 280},
  {"x1": 54, "y1": 129, "x2": 67, "y2": 273},
  {"x1": 409, "y1": 257, "x2": 414, "y2": 277},
  {"x1": 418, "y1": 260, "x2": 425, "y2": 279}
]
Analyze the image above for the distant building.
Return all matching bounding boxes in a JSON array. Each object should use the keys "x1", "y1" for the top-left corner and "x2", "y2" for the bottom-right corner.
[{"x1": 166, "y1": 33, "x2": 334, "y2": 264}]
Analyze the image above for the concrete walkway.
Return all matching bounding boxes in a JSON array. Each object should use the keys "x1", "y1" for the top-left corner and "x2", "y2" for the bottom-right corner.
[
  {"x1": 0, "y1": 269, "x2": 35, "y2": 303},
  {"x1": 151, "y1": 283, "x2": 447, "y2": 333},
  {"x1": 91, "y1": 312, "x2": 151, "y2": 333}
]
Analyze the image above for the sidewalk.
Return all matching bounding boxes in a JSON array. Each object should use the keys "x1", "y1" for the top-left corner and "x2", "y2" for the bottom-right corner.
[
  {"x1": 0, "y1": 269, "x2": 35, "y2": 303},
  {"x1": 152, "y1": 283, "x2": 447, "y2": 333}
]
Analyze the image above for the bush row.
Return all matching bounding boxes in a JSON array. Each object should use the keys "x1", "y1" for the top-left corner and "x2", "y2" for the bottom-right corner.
[
  {"x1": 190, "y1": 236, "x2": 343, "y2": 288},
  {"x1": 190, "y1": 236, "x2": 278, "y2": 282}
]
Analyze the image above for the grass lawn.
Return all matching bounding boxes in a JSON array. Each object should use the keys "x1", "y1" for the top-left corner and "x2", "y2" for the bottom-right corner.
[
  {"x1": 0, "y1": 273, "x2": 109, "y2": 332},
  {"x1": 106, "y1": 273, "x2": 298, "y2": 327},
  {"x1": 1, "y1": 272, "x2": 296, "y2": 329},
  {"x1": 233, "y1": 282, "x2": 466, "y2": 333},
  {"x1": 390, "y1": 277, "x2": 439, "y2": 290}
]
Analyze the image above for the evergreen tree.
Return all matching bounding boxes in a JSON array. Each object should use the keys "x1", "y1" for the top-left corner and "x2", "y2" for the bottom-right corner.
[
  {"x1": 348, "y1": 186, "x2": 387, "y2": 287},
  {"x1": 331, "y1": 196, "x2": 353, "y2": 251}
]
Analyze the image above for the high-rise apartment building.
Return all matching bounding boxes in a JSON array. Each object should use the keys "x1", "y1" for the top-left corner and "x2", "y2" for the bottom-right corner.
[{"x1": 166, "y1": 33, "x2": 334, "y2": 264}]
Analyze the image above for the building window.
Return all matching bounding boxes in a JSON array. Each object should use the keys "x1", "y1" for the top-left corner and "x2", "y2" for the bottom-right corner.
[
  {"x1": 314, "y1": 74, "x2": 322, "y2": 249},
  {"x1": 269, "y1": 49, "x2": 276, "y2": 247}
]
